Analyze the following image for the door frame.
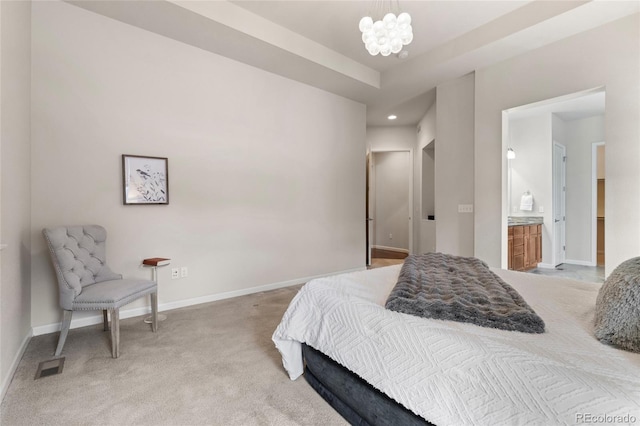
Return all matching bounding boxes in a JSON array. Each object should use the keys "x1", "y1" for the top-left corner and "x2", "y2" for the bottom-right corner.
[
  {"x1": 552, "y1": 142, "x2": 566, "y2": 266},
  {"x1": 366, "y1": 149, "x2": 414, "y2": 265}
]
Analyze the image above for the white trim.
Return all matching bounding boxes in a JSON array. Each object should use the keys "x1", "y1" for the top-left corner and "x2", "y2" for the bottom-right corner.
[
  {"x1": 372, "y1": 245, "x2": 409, "y2": 254},
  {"x1": 1, "y1": 331, "x2": 32, "y2": 404},
  {"x1": 564, "y1": 259, "x2": 597, "y2": 267},
  {"x1": 536, "y1": 263, "x2": 556, "y2": 269},
  {"x1": 552, "y1": 142, "x2": 567, "y2": 266},
  {"x1": 501, "y1": 110, "x2": 510, "y2": 270},
  {"x1": 31, "y1": 267, "x2": 365, "y2": 336}
]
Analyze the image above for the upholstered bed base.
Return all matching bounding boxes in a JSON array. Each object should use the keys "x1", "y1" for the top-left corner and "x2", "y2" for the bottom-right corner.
[{"x1": 302, "y1": 344, "x2": 432, "y2": 426}]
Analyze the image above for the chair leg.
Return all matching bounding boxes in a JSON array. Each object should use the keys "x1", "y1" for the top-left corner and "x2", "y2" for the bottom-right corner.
[
  {"x1": 150, "y1": 292, "x2": 158, "y2": 333},
  {"x1": 103, "y1": 310, "x2": 110, "y2": 331},
  {"x1": 110, "y1": 308, "x2": 120, "y2": 358},
  {"x1": 54, "y1": 310, "x2": 73, "y2": 357}
]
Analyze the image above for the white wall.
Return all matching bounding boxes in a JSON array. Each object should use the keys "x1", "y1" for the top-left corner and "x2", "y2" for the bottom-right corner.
[
  {"x1": 372, "y1": 151, "x2": 410, "y2": 251},
  {"x1": 30, "y1": 1, "x2": 366, "y2": 329},
  {"x1": 475, "y1": 13, "x2": 639, "y2": 275},
  {"x1": 564, "y1": 115, "x2": 605, "y2": 264},
  {"x1": 508, "y1": 115, "x2": 553, "y2": 265},
  {"x1": 367, "y1": 126, "x2": 416, "y2": 152},
  {"x1": 0, "y1": 0, "x2": 32, "y2": 401},
  {"x1": 435, "y1": 73, "x2": 475, "y2": 257}
]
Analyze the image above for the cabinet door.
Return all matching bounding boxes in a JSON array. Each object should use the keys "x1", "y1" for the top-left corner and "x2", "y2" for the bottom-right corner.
[
  {"x1": 523, "y1": 234, "x2": 530, "y2": 268},
  {"x1": 527, "y1": 234, "x2": 537, "y2": 269},
  {"x1": 536, "y1": 226, "x2": 542, "y2": 263},
  {"x1": 513, "y1": 253, "x2": 525, "y2": 271},
  {"x1": 508, "y1": 234, "x2": 513, "y2": 270}
]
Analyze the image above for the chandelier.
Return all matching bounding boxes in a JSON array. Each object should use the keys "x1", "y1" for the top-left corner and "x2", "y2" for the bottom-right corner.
[{"x1": 358, "y1": 6, "x2": 413, "y2": 57}]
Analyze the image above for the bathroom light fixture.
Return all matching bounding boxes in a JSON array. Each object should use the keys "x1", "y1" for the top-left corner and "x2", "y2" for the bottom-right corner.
[
  {"x1": 388, "y1": 114, "x2": 397, "y2": 120},
  {"x1": 359, "y1": 2, "x2": 413, "y2": 57},
  {"x1": 507, "y1": 148, "x2": 516, "y2": 159}
]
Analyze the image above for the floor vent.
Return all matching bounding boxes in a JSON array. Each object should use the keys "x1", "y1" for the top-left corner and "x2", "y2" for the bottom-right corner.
[{"x1": 34, "y1": 358, "x2": 65, "y2": 380}]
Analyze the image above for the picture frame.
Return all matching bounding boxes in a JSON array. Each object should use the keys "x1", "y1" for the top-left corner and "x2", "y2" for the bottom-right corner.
[{"x1": 122, "y1": 154, "x2": 169, "y2": 205}]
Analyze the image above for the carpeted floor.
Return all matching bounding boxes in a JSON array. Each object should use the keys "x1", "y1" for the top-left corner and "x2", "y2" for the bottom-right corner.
[{"x1": 0, "y1": 286, "x2": 347, "y2": 426}]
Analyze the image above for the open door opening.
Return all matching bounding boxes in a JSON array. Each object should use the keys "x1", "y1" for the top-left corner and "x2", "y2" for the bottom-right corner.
[{"x1": 366, "y1": 150, "x2": 412, "y2": 268}]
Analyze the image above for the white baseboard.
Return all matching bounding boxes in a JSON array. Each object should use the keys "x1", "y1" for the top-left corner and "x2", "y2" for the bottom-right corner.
[
  {"x1": 536, "y1": 263, "x2": 556, "y2": 269},
  {"x1": 1, "y1": 330, "x2": 32, "y2": 404},
  {"x1": 32, "y1": 266, "x2": 366, "y2": 337},
  {"x1": 372, "y1": 245, "x2": 409, "y2": 254},
  {"x1": 564, "y1": 259, "x2": 597, "y2": 267}
]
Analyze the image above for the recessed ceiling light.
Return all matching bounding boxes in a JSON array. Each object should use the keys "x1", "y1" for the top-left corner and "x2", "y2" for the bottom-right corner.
[{"x1": 388, "y1": 115, "x2": 397, "y2": 120}]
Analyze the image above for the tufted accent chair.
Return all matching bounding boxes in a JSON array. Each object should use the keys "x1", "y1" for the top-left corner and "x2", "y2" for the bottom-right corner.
[{"x1": 43, "y1": 225, "x2": 158, "y2": 358}]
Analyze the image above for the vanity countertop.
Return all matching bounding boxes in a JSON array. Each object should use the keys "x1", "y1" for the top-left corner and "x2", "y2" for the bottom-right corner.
[{"x1": 508, "y1": 216, "x2": 544, "y2": 226}]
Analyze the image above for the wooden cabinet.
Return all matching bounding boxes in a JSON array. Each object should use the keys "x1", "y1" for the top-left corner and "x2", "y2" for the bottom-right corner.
[{"x1": 508, "y1": 224, "x2": 541, "y2": 271}]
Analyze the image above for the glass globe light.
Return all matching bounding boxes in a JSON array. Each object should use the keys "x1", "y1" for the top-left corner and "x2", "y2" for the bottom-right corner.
[
  {"x1": 360, "y1": 11, "x2": 413, "y2": 56},
  {"x1": 365, "y1": 34, "x2": 377, "y2": 45},
  {"x1": 397, "y1": 12, "x2": 411, "y2": 27},
  {"x1": 400, "y1": 31, "x2": 413, "y2": 45},
  {"x1": 390, "y1": 38, "x2": 403, "y2": 53},
  {"x1": 383, "y1": 13, "x2": 397, "y2": 30},
  {"x1": 359, "y1": 16, "x2": 373, "y2": 32}
]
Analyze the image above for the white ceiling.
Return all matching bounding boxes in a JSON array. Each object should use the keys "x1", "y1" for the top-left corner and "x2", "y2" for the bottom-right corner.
[
  {"x1": 69, "y1": 0, "x2": 639, "y2": 126},
  {"x1": 229, "y1": 1, "x2": 529, "y2": 72}
]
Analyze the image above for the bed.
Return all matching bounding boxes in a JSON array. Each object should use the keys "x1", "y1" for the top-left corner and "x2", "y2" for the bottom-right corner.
[{"x1": 272, "y1": 263, "x2": 640, "y2": 425}]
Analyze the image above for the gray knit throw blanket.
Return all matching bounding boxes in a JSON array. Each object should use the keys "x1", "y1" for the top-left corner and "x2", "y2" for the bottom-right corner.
[{"x1": 386, "y1": 253, "x2": 545, "y2": 333}]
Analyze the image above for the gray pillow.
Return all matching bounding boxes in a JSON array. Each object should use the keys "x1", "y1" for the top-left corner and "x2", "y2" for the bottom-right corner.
[{"x1": 594, "y1": 257, "x2": 640, "y2": 353}]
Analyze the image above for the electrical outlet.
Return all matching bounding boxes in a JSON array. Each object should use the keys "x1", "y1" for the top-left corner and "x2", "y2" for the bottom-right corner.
[
  {"x1": 389, "y1": 233, "x2": 393, "y2": 239},
  {"x1": 458, "y1": 204, "x2": 473, "y2": 213},
  {"x1": 171, "y1": 268, "x2": 179, "y2": 279},
  {"x1": 538, "y1": 206, "x2": 544, "y2": 213},
  {"x1": 181, "y1": 267, "x2": 188, "y2": 278}
]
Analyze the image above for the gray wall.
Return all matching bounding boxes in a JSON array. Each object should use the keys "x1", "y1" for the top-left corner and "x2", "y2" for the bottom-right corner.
[
  {"x1": 30, "y1": 1, "x2": 366, "y2": 330},
  {"x1": 435, "y1": 73, "x2": 475, "y2": 257},
  {"x1": 475, "y1": 14, "x2": 639, "y2": 274},
  {"x1": 0, "y1": 0, "x2": 32, "y2": 401}
]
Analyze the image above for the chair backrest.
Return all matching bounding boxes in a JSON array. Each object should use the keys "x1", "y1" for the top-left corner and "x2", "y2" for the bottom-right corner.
[{"x1": 43, "y1": 225, "x2": 122, "y2": 309}]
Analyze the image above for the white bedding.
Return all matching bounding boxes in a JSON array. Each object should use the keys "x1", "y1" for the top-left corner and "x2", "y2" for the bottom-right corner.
[{"x1": 272, "y1": 265, "x2": 640, "y2": 426}]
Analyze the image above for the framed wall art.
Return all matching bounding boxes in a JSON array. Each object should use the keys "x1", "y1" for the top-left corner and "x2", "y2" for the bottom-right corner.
[{"x1": 122, "y1": 154, "x2": 169, "y2": 205}]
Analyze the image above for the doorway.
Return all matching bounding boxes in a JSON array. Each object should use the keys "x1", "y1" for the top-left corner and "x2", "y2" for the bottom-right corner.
[
  {"x1": 502, "y1": 87, "x2": 605, "y2": 276},
  {"x1": 366, "y1": 150, "x2": 412, "y2": 267}
]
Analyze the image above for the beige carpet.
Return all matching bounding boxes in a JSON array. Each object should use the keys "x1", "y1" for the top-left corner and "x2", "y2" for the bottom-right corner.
[{"x1": 0, "y1": 286, "x2": 347, "y2": 426}]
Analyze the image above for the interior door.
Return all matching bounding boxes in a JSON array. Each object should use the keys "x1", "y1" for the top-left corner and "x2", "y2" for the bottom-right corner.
[{"x1": 553, "y1": 142, "x2": 566, "y2": 266}]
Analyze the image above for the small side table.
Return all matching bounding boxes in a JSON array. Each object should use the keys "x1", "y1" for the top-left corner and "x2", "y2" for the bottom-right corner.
[{"x1": 142, "y1": 258, "x2": 170, "y2": 323}]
